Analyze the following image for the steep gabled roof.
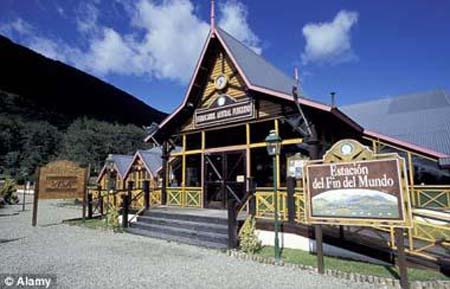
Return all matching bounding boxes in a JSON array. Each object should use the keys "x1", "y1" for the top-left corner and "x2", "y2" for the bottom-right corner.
[
  {"x1": 96, "y1": 154, "x2": 133, "y2": 183},
  {"x1": 342, "y1": 90, "x2": 450, "y2": 156},
  {"x1": 123, "y1": 146, "x2": 182, "y2": 180},
  {"x1": 137, "y1": 148, "x2": 163, "y2": 177},
  {"x1": 215, "y1": 28, "x2": 295, "y2": 95}
]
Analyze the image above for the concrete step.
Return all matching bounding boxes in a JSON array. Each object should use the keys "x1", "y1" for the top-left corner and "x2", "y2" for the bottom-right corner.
[
  {"x1": 126, "y1": 227, "x2": 228, "y2": 250},
  {"x1": 130, "y1": 222, "x2": 229, "y2": 245},
  {"x1": 143, "y1": 210, "x2": 228, "y2": 225},
  {"x1": 137, "y1": 215, "x2": 228, "y2": 234}
]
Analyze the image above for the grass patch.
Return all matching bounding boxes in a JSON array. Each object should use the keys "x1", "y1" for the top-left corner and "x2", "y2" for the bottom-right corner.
[
  {"x1": 65, "y1": 218, "x2": 105, "y2": 230},
  {"x1": 257, "y1": 246, "x2": 449, "y2": 282}
]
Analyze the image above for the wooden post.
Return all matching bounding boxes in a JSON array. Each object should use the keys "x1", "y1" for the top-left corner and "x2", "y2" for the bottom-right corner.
[
  {"x1": 395, "y1": 228, "x2": 409, "y2": 289},
  {"x1": 307, "y1": 124, "x2": 324, "y2": 274},
  {"x1": 315, "y1": 224, "x2": 325, "y2": 274},
  {"x1": 98, "y1": 195, "x2": 104, "y2": 216},
  {"x1": 161, "y1": 141, "x2": 168, "y2": 205},
  {"x1": 227, "y1": 193, "x2": 238, "y2": 249},
  {"x1": 286, "y1": 176, "x2": 296, "y2": 223},
  {"x1": 122, "y1": 194, "x2": 129, "y2": 228},
  {"x1": 97, "y1": 185, "x2": 103, "y2": 216},
  {"x1": 82, "y1": 165, "x2": 89, "y2": 221},
  {"x1": 32, "y1": 168, "x2": 40, "y2": 227},
  {"x1": 22, "y1": 180, "x2": 27, "y2": 211},
  {"x1": 143, "y1": 180, "x2": 150, "y2": 209},
  {"x1": 87, "y1": 193, "x2": 93, "y2": 218},
  {"x1": 248, "y1": 177, "x2": 256, "y2": 216}
]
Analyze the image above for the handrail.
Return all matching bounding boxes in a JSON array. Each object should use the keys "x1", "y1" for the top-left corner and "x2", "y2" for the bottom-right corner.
[{"x1": 128, "y1": 206, "x2": 146, "y2": 224}]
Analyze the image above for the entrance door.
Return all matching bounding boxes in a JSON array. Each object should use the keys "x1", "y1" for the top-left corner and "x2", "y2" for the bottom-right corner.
[{"x1": 204, "y1": 150, "x2": 246, "y2": 209}]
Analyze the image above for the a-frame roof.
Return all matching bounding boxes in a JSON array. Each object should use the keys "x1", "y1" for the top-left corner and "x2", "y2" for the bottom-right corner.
[
  {"x1": 147, "y1": 26, "x2": 449, "y2": 160},
  {"x1": 123, "y1": 147, "x2": 163, "y2": 180},
  {"x1": 216, "y1": 28, "x2": 295, "y2": 95},
  {"x1": 96, "y1": 154, "x2": 133, "y2": 183}
]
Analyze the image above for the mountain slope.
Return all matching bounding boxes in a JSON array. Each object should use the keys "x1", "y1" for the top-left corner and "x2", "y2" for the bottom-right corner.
[{"x1": 0, "y1": 35, "x2": 166, "y2": 128}]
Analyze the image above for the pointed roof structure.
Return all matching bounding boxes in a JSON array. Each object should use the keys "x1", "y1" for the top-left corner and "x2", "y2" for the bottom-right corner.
[
  {"x1": 147, "y1": 21, "x2": 449, "y2": 160},
  {"x1": 96, "y1": 154, "x2": 133, "y2": 183}
]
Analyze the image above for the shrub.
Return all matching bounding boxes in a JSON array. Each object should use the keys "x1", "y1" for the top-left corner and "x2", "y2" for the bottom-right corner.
[
  {"x1": 0, "y1": 178, "x2": 19, "y2": 205},
  {"x1": 104, "y1": 203, "x2": 122, "y2": 232},
  {"x1": 239, "y1": 216, "x2": 262, "y2": 254}
]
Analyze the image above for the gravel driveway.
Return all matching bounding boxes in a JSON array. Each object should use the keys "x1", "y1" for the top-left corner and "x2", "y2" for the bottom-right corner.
[{"x1": 0, "y1": 199, "x2": 378, "y2": 289}]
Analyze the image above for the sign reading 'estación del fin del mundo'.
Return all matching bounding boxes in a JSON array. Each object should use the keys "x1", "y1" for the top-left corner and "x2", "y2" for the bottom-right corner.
[{"x1": 304, "y1": 139, "x2": 412, "y2": 228}]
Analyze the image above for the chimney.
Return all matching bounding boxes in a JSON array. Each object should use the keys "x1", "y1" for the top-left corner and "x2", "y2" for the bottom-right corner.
[{"x1": 330, "y1": 92, "x2": 336, "y2": 108}]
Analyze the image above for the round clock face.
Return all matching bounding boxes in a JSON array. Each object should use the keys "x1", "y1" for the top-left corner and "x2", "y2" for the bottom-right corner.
[
  {"x1": 340, "y1": 143, "x2": 354, "y2": 156},
  {"x1": 215, "y1": 74, "x2": 227, "y2": 90}
]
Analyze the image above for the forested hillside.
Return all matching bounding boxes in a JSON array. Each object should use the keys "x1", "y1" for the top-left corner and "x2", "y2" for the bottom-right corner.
[
  {"x1": 0, "y1": 35, "x2": 168, "y2": 182},
  {"x1": 0, "y1": 91, "x2": 152, "y2": 181}
]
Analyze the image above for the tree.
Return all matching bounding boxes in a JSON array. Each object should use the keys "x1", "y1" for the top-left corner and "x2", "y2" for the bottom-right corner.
[{"x1": 60, "y1": 117, "x2": 149, "y2": 173}]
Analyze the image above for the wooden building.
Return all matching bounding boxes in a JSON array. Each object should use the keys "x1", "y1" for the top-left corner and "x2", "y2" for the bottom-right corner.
[
  {"x1": 96, "y1": 5, "x2": 450, "y2": 266},
  {"x1": 123, "y1": 148, "x2": 163, "y2": 190},
  {"x1": 97, "y1": 154, "x2": 133, "y2": 191}
]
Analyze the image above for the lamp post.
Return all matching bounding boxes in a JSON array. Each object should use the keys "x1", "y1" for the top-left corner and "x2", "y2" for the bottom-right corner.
[{"x1": 265, "y1": 129, "x2": 282, "y2": 261}]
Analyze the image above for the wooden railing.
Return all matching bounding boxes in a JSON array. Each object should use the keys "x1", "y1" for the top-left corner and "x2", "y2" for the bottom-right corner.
[
  {"x1": 166, "y1": 187, "x2": 202, "y2": 208},
  {"x1": 411, "y1": 185, "x2": 450, "y2": 210},
  {"x1": 255, "y1": 187, "x2": 304, "y2": 222},
  {"x1": 253, "y1": 182, "x2": 450, "y2": 261}
]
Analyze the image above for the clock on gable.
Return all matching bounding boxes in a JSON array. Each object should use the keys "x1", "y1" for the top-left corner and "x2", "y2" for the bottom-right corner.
[{"x1": 214, "y1": 74, "x2": 228, "y2": 90}]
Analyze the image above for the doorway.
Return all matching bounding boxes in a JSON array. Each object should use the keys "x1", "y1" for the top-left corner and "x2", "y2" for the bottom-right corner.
[{"x1": 204, "y1": 150, "x2": 246, "y2": 209}]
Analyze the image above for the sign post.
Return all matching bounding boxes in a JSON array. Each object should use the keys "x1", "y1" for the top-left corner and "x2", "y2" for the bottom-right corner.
[
  {"x1": 32, "y1": 160, "x2": 88, "y2": 226},
  {"x1": 304, "y1": 139, "x2": 412, "y2": 287}
]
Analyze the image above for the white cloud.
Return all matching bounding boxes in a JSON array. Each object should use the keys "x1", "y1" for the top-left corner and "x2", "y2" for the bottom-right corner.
[
  {"x1": 301, "y1": 10, "x2": 358, "y2": 65},
  {"x1": 218, "y1": 0, "x2": 261, "y2": 54},
  {"x1": 0, "y1": 18, "x2": 33, "y2": 36},
  {"x1": 129, "y1": 0, "x2": 210, "y2": 82},
  {"x1": 0, "y1": 0, "x2": 261, "y2": 83}
]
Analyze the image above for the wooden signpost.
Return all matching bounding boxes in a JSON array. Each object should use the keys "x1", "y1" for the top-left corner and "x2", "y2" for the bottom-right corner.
[
  {"x1": 32, "y1": 160, "x2": 88, "y2": 226},
  {"x1": 303, "y1": 139, "x2": 412, "y2": 289}
]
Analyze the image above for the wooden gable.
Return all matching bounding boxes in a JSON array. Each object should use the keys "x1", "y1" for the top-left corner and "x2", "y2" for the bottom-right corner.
[{"x1": 180, "y1": 50, "x2": 248, "y2": 132}]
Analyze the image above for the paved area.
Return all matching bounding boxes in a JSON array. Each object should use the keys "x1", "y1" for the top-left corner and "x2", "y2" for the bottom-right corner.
[{"x1": 0, "y1": 198, "x2": 378, "y2": 289}]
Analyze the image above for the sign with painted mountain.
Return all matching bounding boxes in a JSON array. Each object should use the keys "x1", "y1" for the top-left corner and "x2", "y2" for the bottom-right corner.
[
  {"x1": 308, "y1": 159, "x2": 403, "y2": 220},
  {"x1": 304, "y1": 139, "x2": 412, "y2": 228}
]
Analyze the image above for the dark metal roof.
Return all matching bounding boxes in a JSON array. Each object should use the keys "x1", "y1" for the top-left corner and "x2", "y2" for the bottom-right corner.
[
  {"x1": 342, "y1": 90, "x2": 450, "y2": 156},
  {"x1": 216, "y1": 27, "x2": 295, "y2": 95},
  {"x1": 110, "y1": 154, "x2": 134, "y2": 177},
  {"x1": 138, "y1": 147, "x2": 163, "y2": 176}
]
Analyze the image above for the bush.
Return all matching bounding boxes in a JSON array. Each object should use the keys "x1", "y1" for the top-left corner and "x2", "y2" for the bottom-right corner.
[
  {"x1": 0, "y1": 178, "x2": 19, "y2": 205},
  {"x1": 103, "y1": 203, "x2": 122, "y2": 232},
  {"x1": 239, "y1": 216, "x2": 262, "y2": 254}
]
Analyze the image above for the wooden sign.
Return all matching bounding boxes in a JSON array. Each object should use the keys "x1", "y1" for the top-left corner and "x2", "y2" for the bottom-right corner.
[
  {"x1": 38, "y1": 160, "x2": 87, "y2": 199},
  {"x1": 194, "y1": 98, "x2": 255, "y2": 128},
  {"x1": 304, "y1": 139, "x2": 412, "y2": 228}
]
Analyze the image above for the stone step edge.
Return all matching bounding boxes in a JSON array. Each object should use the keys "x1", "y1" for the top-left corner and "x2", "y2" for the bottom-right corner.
[
  {"x1": 144, "y1": 211, "x2": 228, "y2": 224},
  {"x1": 126, "y1": 227, "x2": 228, "y2": 250},
  {"x1": 137, "y1": 215, "x2": 228, "y2": 231},
  {"x1": 225, "y1": 250, "x2": 450, "y2": 289},
  {"x1": 132, "y1": 221, "x2": 229, "y2": 240}
]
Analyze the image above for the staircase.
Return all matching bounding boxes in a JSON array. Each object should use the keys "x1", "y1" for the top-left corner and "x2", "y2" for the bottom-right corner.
[{"x1": 127, "y1": 207, "x2": 230, "y2": 250}]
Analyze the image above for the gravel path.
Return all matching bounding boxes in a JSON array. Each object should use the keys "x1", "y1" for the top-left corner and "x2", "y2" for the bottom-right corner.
[{"x1": 0, "y1": 199, "x2": 378, "y2": 289}]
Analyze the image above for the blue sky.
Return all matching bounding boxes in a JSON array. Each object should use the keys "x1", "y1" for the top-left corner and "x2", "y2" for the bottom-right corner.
[{"x1": 1, "y1": 0, "x2": 449, "y2": 113}]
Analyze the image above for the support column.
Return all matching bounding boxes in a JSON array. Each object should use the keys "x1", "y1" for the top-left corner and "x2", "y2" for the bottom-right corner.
[{"x1": 161, "y1": 141, "x2": 169, "y2": 205}]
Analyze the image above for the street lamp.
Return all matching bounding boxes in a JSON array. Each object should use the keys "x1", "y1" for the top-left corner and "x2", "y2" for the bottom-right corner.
[{"x1": 265, "y1": 129, "x2": 282, "y2": 261}]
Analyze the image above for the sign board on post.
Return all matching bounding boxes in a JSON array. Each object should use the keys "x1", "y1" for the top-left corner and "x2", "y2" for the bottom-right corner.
[
  {"x1": 303, "y1": 139, "x2": 412, "y2": 288},
  {"x1": 304, "y1": 139, "x2": 412, "y2": 228},
  {"x1": 38, "y1": 160, "x2": 87, "y2": 200},
  {"x1": 32, "y1": 160, "x2": 88, "y2": 226}
]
